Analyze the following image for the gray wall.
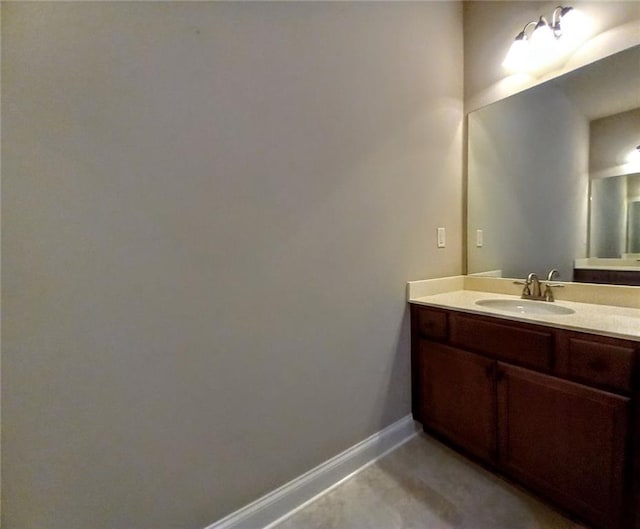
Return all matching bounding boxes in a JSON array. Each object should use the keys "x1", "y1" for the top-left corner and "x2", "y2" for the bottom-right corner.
[
  {"x1": 467, "y1": 83, "x2": 589, "y2": 279},
  {"x1": 2, "y1": 2, "x2": 463, "y2": 529}
]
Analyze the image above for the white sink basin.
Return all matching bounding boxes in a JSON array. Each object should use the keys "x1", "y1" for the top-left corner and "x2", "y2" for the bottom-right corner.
[{"x1": 475, "y1": 298, "x2": 575, "y2": 316}]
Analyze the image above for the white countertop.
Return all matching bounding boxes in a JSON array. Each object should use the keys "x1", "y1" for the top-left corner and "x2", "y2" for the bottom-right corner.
[{"x1": 408, "y1": 276, "x2": 640, "y2": 342}]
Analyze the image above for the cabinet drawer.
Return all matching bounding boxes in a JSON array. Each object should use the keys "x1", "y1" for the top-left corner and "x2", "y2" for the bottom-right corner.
[
  {"x1": 566, "y1": 338, "x2": 635, "y2": 393},
  {"x1": 450, "y1": 313, "x2": 553, "y2": 370},
  {"x1": 415, "y1": 307, "x2": 448, "y2": 340}
]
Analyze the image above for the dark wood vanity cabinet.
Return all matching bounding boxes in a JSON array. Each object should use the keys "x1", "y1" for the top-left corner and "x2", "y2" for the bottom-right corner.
[
  {"x1": 410, "y1": 304, "x2": 639, "y2": 529},
  {"x1": 497, "y1": 363, "x2": 629, "y2": 529},
  {"x1": 418, "y1": 341, "x2": 497, "y2": 463}
]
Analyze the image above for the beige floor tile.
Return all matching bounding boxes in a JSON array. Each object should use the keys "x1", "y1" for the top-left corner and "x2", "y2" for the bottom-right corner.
[{"x1": 271, "y1": 433, "x2": 588, "y2": 529}]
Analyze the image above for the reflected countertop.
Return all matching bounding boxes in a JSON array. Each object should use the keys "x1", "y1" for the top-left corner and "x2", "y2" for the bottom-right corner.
[{"x1": 574, "y1": 258, "x2": 640, "y2": 271}]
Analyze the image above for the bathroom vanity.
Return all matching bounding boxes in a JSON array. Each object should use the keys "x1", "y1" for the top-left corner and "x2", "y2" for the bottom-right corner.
[{"x1": 408, "y1": 277, "x2": 640, "y2": 529}]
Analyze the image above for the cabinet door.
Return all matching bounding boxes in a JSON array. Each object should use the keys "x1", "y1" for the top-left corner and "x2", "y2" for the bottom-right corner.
[
  {"x1": 497, "y1": 363, "x2": 630, "y2": 529},
  {"x1": 419, "y1": 340, "x2": 496, "y2": 463}
]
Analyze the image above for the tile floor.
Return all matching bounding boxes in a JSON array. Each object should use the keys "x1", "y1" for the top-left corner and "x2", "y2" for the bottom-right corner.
[{"x1": 270, "y1": 433, "x2": 588, "y2": 529}]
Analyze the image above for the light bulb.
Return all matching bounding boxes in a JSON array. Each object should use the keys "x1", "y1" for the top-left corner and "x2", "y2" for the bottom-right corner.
[
  {"x1": 502, "y1": 34, "x2": 529, "y2": 71},
  {"x1": 558, "y1": 8, "x2": 586, "y2": 41},
  {"x1": 626, "y1": 145, "x2": 640, "y2": 166},
  {"x1": 550, "y1": 8, "x2": 591, "y2": 61},
  {"x1": 530, "y1": 17, "x2": 554, "y2": 49},
  {"x1": 529, "y1": 17, "x2": 556, "y2": 67}
]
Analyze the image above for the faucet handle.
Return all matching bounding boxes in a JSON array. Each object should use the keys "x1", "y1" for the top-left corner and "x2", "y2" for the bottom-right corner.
[
  {"x1": 513, "y1": 280, "x2": 531, "y2": 296},
  {"x1": 543, "y1": 282, "x2": 564, "y2": 302}
]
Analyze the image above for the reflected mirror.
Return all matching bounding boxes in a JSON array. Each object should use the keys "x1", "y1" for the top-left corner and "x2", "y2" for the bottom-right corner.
[
  {"x1": 467, "y1": 45, "x2": 640, "y2": 283},
  {"x1": 590, "y1": 173, "x2": 640, "y2": 256},
  {"x1": 589, "y1": 108, "x2": 640, "y2": 258}
]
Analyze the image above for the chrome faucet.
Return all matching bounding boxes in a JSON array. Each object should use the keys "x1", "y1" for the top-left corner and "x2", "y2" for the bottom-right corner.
[{"x1": 514, "y1": 269, "x2": 564, "y2": 302}]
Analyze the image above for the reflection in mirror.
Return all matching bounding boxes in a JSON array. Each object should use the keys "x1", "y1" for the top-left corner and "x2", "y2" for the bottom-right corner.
[
  {"x1": 590, "y1": 173, "x2": 640, "y2": 257},
  {"x1": 630, "y1": 199, "x2": 640, "y2": 254},
  {"x1": 467, "y1": 45, "x2": 640, "y2": 284},
  {"x1": 588, "y1": 108, "x2": 640, "y2": 258}
]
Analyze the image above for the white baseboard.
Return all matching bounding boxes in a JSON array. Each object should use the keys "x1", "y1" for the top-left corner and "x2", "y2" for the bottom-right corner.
[{"x1": 205, "y1": 415, "x2": 418, "y2": 529}]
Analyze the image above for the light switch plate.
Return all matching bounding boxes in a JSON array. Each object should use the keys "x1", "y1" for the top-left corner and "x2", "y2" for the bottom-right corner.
[
  {"x1": 437, "y1": 227, "x2": 446, "y2": 248},
  {"x1": 476, "y1": 229, "x2": 483, "y2": 248}
]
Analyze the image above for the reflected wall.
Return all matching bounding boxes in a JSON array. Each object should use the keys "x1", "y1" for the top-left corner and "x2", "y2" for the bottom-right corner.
[{"x1": 467, "y1": 84, "x2": 588, "y2": 280}]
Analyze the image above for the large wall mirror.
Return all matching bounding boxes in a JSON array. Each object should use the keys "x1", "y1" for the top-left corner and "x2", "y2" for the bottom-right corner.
[{"x1": 467, "y1": 45, "x2": 640, "y2": 282}]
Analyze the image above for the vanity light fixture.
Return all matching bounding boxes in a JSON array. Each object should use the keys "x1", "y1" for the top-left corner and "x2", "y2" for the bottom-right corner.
[{"x1": 503, "y1": 6, "x2": 586, "y2": 71}]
